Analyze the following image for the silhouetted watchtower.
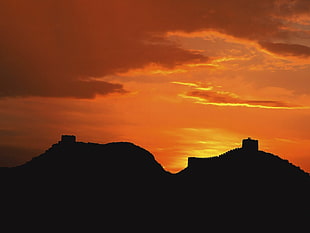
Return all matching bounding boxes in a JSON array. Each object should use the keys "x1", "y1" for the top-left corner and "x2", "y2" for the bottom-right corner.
[
  {"x1": 242, "y1": 137, "x2": 258, "y2": 152},
  {"x1": 60, "y1": 135, "x2": 76, "y2": 143}
]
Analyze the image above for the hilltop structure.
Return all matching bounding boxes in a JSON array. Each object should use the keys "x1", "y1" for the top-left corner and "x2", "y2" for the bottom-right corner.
[
  {"x1": 59, "y1": 135, "x2": 76, "y2": 144},
  {"x1": 187, "y1": 138, "x2": 259, "y2": 168},
  {"x1": 242, "y1": 137, "x2": 259, "y2": 152},
  {"x1": 0, "y1": 135, "x2": 308, "y2": 231}
]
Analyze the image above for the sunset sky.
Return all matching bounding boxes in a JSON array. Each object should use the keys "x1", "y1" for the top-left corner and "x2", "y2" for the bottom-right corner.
[{"x1": 1, "y1": 0, "x2": 310, "y2": 173}]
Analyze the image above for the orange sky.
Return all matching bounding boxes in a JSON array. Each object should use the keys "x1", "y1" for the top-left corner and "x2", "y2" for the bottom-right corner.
[{"x1": 0, "y1": 0, "x2": 310, "y2": 173}]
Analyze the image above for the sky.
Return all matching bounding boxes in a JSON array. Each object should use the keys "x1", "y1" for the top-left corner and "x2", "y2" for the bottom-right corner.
[{"x1": 0, "y1": 0, "x2": 310, "y2": 173}]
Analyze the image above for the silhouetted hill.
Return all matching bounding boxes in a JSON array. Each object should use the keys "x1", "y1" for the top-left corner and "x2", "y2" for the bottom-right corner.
[
  {"x1": 180, "y1": 148, "x2": 309, "y2": 185},
  {"x1": 1, "y1": 137, "x2": 309, "y2": 231},
  {"x1": 176, "y1": 148, "x2": 309, "y2": 222},
  {"x1": 17, "y1": 141, "x2": 168, "y2": 177},
  {"x1": 2, "y1": 140, "x2": 170, "y2": 197}
]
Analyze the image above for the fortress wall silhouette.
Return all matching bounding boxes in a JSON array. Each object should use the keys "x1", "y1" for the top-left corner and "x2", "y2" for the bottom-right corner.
[
  {"x1": 187, "y1": 138, "x2": 259, "y2": 169},
  {"x1": 187, "y1": 156, "x2": 218, "y2": 169},
  {"x1": 60, "y1": 135, "x2": 76, "y2": 143},
  {"x1": 242, "y1": 137, "x2": 258, "y2": 151},
  {"x1": 1, "y1": 135, "x2": 309, "y2": 231}
]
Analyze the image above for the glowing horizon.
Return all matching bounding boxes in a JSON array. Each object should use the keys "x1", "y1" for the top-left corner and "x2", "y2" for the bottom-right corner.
[{"x1": 0, "y1": 0, "x2": 309, "y2": 173}]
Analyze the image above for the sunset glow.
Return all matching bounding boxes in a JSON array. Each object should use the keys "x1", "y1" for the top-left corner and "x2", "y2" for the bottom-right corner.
[{"x1": 0, "y1": 0, "x2": 310, "y2": 173}]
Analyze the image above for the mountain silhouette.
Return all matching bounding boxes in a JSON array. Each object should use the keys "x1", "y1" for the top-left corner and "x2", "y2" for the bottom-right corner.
[
  {"x1": 1, "y1": 136, "x2": 309, "y2": 231},
  {"x1": 15, "y1": 140, "x2": 168, "y2": 180}
]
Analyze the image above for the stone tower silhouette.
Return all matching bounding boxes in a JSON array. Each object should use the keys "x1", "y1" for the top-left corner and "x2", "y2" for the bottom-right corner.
[
  {"x1": 60, "y1": 135, "x2": 76, "y2": 143},
  {"x1": 242, "y1": 137, "x2": 258, "y2": 152}
]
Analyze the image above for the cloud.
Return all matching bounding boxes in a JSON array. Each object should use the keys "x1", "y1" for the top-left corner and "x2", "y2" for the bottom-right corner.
[
  {"x1": 173, "y1": 82, "x2": 307, "y2": 109},
  {"x1": 186, "y1": 90, "x2": 303, "y2": 109},
  {"x1": 0, "y1": 78, "x2": 127, "y2": 98},
  {"x1": 0, "y1": 0, "x2": 309, "y2": 98},
  {"x1": 259, "y1": 42, "x2": 310, "y2": 57},
  {"x1": 0, "y1": 1, "x2": 207, "y2": 98},
  {"x1": 156, "y1": 0, "x2": 310, "y2": 57}
]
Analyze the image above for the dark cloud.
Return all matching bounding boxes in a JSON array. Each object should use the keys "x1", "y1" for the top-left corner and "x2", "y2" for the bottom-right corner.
[
  {"x1": 0, "y1": 78, "x2": 126, "y2": 99},
  {"x1": 259, "y1": 42, "x2": 310, "y2": 57},
  {"x1": 0, "y1": 0, "x2": 308, "y2": 98},
  {"x1": 0, "y1": 1, "x2": 207, "y2": 98}
]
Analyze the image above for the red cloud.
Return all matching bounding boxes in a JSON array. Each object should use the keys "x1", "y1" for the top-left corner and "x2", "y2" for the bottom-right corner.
[
  {"x1": 0, "y1": 0, "x2": 309, "y2": 98},
  {"x1": 259, "y1": 42, "x2": 310, "y2": 57},
  {"x1": 0, "y1": 1, "x2": 207, "y2": 98}
]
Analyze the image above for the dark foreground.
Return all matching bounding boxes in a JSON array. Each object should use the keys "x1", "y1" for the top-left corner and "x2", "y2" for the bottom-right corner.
[{"x1": 1, "y1": 139, "x2": 309, "y2": 231}]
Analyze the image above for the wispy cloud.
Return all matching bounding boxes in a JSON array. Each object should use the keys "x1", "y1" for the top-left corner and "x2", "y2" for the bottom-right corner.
[
  {"x1": 173, "y1": 82, "x2": 309, "y2": 110},
  {"x1": 171, "y1": 81, "x2": 214, "y2": 91},
  {"x1": 259, "y1": 42, "x2": 310, "y2": 57}
]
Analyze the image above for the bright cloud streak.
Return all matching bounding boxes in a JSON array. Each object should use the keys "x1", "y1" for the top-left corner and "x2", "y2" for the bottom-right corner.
[
  {"x1": 173, "y1": 82, "x2": 309, "y2": 110},
  {"x1": 180, "y1": 94, "x2": 309, "y2": 110}
]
